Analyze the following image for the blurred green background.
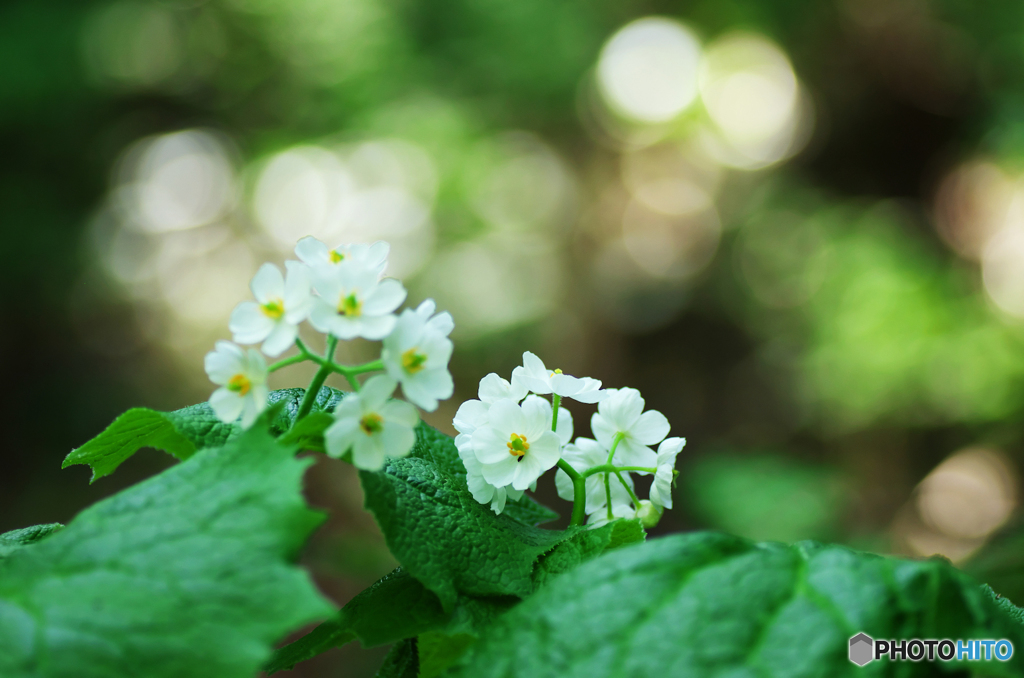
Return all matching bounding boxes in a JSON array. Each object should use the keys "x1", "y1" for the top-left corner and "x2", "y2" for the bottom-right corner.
[{"x1": 7, "y1": 0, "x2": 1024, "y2": 674}]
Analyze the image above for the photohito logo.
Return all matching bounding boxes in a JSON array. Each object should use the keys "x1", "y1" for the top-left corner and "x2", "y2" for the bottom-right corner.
[{"x1": 848, "y1": 633, "x2": 1013, "y2": 666}]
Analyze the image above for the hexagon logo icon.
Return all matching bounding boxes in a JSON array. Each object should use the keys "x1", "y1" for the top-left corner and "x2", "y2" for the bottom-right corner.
[{"x1": 849, "y1": 633, "x2": 874, "y2": 666}]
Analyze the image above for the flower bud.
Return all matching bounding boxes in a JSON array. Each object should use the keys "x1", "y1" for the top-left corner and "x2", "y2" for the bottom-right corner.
[{"x1": 636, "y1": 500, "x2": 663, "y2": 529}]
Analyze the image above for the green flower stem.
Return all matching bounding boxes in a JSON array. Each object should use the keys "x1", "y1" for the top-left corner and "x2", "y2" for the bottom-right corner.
[
  {"x1": 551, "y1": 394, "x2": 561, "y2": 431},
  {"x1": 604, "y1": 433, "x2": 625, "y2": 520},
  {"x1": 295, "y1": 336, "x2": 338, "y2": 422},
  {"x1": 266, "y1": 353, "x2": 308, "y2": 373},
  {"x1": 580, "y1": 464, "x2": 656, "y2": 478},
  {"x1": 558, "y1": 458, "x2": 587, "y2": 527},
  {"x1": 615, "y1": 471, "x2": 641, "y2": 507},
  {"x1": 332, "y1": 359, "x2": 384, "y2": 392}
]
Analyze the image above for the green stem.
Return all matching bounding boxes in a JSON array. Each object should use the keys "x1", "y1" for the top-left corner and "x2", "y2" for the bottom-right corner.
[
  {"x1": 581, "y1": 464, "x2": 656, "y2": 478},
  {"x1": 267, "y1": 353, "x2": 308, "y2": 373},
  {"x1": 614, "y1": 471, "x2": 641, "y2": 507},
  {"x1": 558, "y1": 459, "x2": 587, "y2": 527},
  {"x1": 604, "y1": 433, "x2": 625, "y2": 520},
  {"x1": 295, "y1": 336, "x2": 338, "y2": 422},
  {"x1": 551, "y1": 394, "x2": 561, "y2": 432}
]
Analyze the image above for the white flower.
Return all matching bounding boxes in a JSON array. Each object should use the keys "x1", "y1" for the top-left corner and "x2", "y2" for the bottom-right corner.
[
  {"x1": 381, "y1": 300, "x2": 454, "y2": 411},
  {"x1": 555, "y1": 437, "x2": 634, "y2": 515},
  {"x1": 511, "y1": 352, "x2": 607, "y2": 403},
  {"x1": 648, "y1": 437, "x2": 685, "y2": 509},
  {"x1": 308, "y1": 259, "x2": 407, "y2": 340},
  {"x1": 452, "y1": 373, "x2": 529, "y2": 436},
  {"x1": 229, "y1": 262, "x2": 313, "y2": 357},
  {"x1": 324, "y1": 375, "x2": 418, "y2": 470},
  {"x1": 295, "y1": 236, "x2": 389, "y2": 278},
  {"x1": 457, "y1": 438, "x2": 523, "y2": 515},
  {"x1": 591, "y1": 388, "x2": 670, "y2": 468},
  {"x1": 471, "y1": 398, "x2": 562, "y2": 491},
  {"x1": 522, "y1": 394, "x2": 573, "y2": 446},
  {"x1": 204, "y1": 341, "x2": 269, "y2": 428}
]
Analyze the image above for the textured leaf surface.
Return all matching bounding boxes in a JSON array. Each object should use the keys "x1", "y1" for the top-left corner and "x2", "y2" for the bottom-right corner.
[
  {"x1": 265, "y1": 567, "x2": 515, "y2": 673},
  {"x1": 453, "y1": 532, "x2": 1024, "y2": 678},
  {"x1": 0, "y1": 524, "x2": 63, "y2": 559},
  {"x1": 63, "y1": 386, "x2": 346, "y2": 481},
  {"x1": 376, "y1": 638, "x2": 418, "y2": 678},
  {"x1": 0, "y1": 424, "x2": 332, "y2": 678},
  {"x1": 360, "y1": 423, "x2": 578, "y2": 610}
]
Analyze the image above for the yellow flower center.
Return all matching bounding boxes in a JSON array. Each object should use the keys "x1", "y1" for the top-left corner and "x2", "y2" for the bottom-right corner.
[
  {"x1": 338, "y1": 292, "x2": 362, "y2": 317},
  {"x1": 507, "y1": 433, "x2": 530, "y2": 458},
  {"x1": 550, "y1": 368, "x2": 563, "y2": 378},
  {"x1": 261, "y1": 298, "x2": 285, "y2": 320},
  {"x1": 227, "y1": 374, "x2": 251, "y2": 396},
  {"x1": 330, "y1": 249, "x2": 345, "y2": 263},
  {"x1": 360, "y1": 412, "x2": 383, "y2": 435},
  {"x1": 402, "y1": 348, "x2": 428, "y2": 374}
]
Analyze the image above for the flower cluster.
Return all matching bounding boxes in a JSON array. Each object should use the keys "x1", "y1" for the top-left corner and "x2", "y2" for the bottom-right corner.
[
  {"x1": 204, "y1": 237, "x2": 454, "y2": 470},
  {"x1": 453, "y1": 352, "x2": 683, "y2": 527}
]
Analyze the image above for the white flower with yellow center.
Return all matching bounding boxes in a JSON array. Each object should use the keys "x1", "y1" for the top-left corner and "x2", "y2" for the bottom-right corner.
[
  {"x1": 457, "y1": 441, "x2": 524, "y2": 515},
  {"x1": 308, "y1": 259, "x2": 407, "y2": 340},
  {"x1": 229, "y1": 262, "x2": 313, "y2": 357},
  {"x1": 381, "y1": 300, "x2": 454, "y2": 411},
  {"x1": 554, "y1": 437, "x2": 634, "y2": 515},
  {"x1": 511, "y1": 351, "x2": 607, "y2": 403},
  {"x1": 324, "y1": 375, "x2": 418, "y2": 470},
  {"x1": 295, "y1": 236, "x2": 389, "y2": 278},
  {"x1": 591, "y1": 387, "x2": 670, "y2": 468},
  {"x1": 471, "y1": 398, "x2": 562, "y2": 491},
  {"x1": 648, "y1": 437, "x2": 685, "y2": 509},
  {"x1": 453, "y1": 373, "x2": 530, "y2": 438},
  {"x1": 204, "y1": 341, "x2": 269, "y2": 428}
]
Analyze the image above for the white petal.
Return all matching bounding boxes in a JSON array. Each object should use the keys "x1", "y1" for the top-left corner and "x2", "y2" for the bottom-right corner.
[
  {"x1": 283, "y1": 260, "x2": 313, "y2": 322},
  {"x1": 402, "y1": 369, "x2": 453, "y2": 412},
  {"x1": 352, "y1": 432, "x2": 387, "y2": 470},
  {"x1": 489, "y1": 488, "x2": 507, "y2": 515},
  {"x1": 656, "y1": 437, "x2": 686, "y2": 466},
  {"x1": 486, "y1": 399, "x2": 525, "y2": 436},
  {"x1": 520, "y1": 395, "x2": 553, "y2": 439},
  {"x1": 522, "y1": 351, "x2": 547, "y2": 376},
  {"x1": 380, "y1": 399, "x2": 419, "y2": 428},
  {"x1": 229, "y1": 302, "x2": 274, "y2": 345},
  {"x1": 204, "y1": 341, "x2": 244, "y2": 384},
  {"x1": 472, "y1": 426, "x2": 514, "y2": 465},
  {"x1": 356, "y1": 314, "x2": 397, "y2": 340},
  {"x1": 209, "y1": 388, "x2": 243, "y2": 423},
  {"x1": 250, "y1": 263, "x2": 284, "y2": 304},
  {"x1": 308, "y1": 299, "x2": 340, "y2": 334},
  {"x1": 555, "y1": 407, "x2": 573, "y2": 446},
  {"x1": 554, "y1": 468, "x2": 575, "y2": 501},
  {"x1": 379, "y1": 419, "x2": 416, "y2": 459},
  {"x1": 512, "y1": 366, "x2": 551, "y2": 395},
  {"x1": 239, "y1": 394, "x2": 265, "y2": 429},
  {"x1": 324, "y1": 417, "x2": 359, "y2": 459},
  {"x1": 615, "y1": 439, "x2": 658, "y2": 468},
  {"x1": 363, "y1": 278, "x2": 407, "y2": 315},
  {"x1": 632, "y1": 410, "x2": 670, "y2": 445},
  {"x1": 427, "y1": 310, "x2": 455, "y2": 337},
  {"x1": 600, "y1": 388, "x2": 644, "y2": 430},
  {"x1": 467, "y1": 471, "x2": 496, "y2": 505},
  {"x1": 295, "y1": 236, "x2": 330, "y2": 266},
  {"x1": 260, "y1": 322, "x2": 298, "y2": 357},
  {"x1": 567, "y1": 377, "x2": 606, "y2": 404},
  {"x1": 525, "y1": 431, "x2": 561, "y2": 470},
  {"x1": 453, "y1": 399, "x2": 488, "y2": 434},
  {"x1": 360, "y1": 375, "x2": 398, "y2": 410},
  {"x1": 478, "y1": 373, "x2": 513, "y2": 403},
  {"x1": 590, "y1": 412, "x2": 619, "y2": 450},
  {"x1": 480, "y1": 454, "x2": 518, "y2": 488},
  {"x1": 550, "y1": 373, "x2": 584, "y2": 397}
]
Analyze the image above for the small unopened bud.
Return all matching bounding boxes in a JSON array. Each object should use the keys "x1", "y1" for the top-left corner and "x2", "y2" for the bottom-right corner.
[{"x1": 636, "y1": 500, "x2": 662, "y2": 528}]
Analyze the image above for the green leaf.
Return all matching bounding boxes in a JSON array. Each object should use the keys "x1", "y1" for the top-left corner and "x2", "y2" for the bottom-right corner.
[
  {"x1": 0, "y1": 423, "x2": 332, "y2": 678},
  {"x1": 452, "y1": 532, "x2": 1024, "y2": 678},
  {"x1": 532, "y1": 523, "x2": 614, "y2": 589},
  {"x1": 360, "y1": 423, "x2": 578, "y2": 610},
  {"x1": 63, "y1": 386, "x2": 346, "y2": 481},
  {"x1": 375, "y1": 638, "x2": 418, "y2": 678},
  {"x1": 0, "y1": 523, "x2": 63, "y2": 559},
  {"x1": 605, "y1": 518, "x2": 645, "y2": 550},
  {"x1": 265, "y1": 567, "x2": 516, "y2": 674},
  {"x1": 417, "y1": 632, "x2": 475, "y2": 678}
]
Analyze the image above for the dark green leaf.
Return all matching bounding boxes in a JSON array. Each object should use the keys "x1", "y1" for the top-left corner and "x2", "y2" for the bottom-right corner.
[
  {"x1": 265, "y1": 567, "x2": 516, "y2": 674},
  {"x1": 417, "y1": 632, "x2": 475, "y2": 678},
  {"x1": 375, "y1": 638, "x2": 418, "y2": 678},
  {"x1": 532, "y1": 522, "x2": 614, "y2": 589},
  {"x1": 453, "y1": 532, "x2": 1024, "y2": 678},
  {"x1": 1, "y1": 423, "x2": 332, "y2": 678},
  {"x1": 0, "y1": 523, "x2": 63, "y2": 559},
  {"x1": 360, "y1": 423, "x2": 581, "y2": 610},
  {"x1": 63, "y1": 386, "x2": 346, "y2": 481}
]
